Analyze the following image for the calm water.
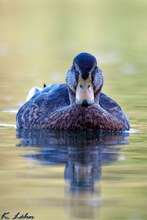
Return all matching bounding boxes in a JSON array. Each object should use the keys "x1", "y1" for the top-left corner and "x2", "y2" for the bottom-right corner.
[{"x1": 0, "y1": 0, "x2": 147, "y2": 219}]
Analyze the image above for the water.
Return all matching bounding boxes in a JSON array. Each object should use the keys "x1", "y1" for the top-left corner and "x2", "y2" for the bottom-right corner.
[{"x1": 0, "y1": 0, "x2": 147, "y2": 219}]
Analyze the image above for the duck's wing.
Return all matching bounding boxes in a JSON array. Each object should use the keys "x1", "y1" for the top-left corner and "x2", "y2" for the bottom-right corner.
[
  {"x1": 99, "y1": 93, "x2": 130, "y2": 130},
  {"x1": 33, "y1": 84, "x2": 70, "y2": 114},
  {"x1": 16, "y1": 84, "x2": 70, "y2": 128},
  {"x1": 26, "y1": 84, "x2": 69, "y2": 104}
]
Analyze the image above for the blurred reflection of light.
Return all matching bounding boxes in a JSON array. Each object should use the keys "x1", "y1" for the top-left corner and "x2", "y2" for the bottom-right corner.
[
  {"x1": 0, "y1": 44, "x2": 8, "y2": 57},
  {"x1": 96, "y1": 50, "x2": 121, "y2": 64},
  {"x1": 121, "y1": 63, "x2": 136, "y2": 75},
  {"x1": 118, "y1": 155, "x2": 126, "y2": 161}
]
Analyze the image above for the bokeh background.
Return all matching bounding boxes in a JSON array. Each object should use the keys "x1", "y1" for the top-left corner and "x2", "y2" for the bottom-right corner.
[
  {"x1": 0, "y1": 0, "x2": 147, "y2": 220},
  {"x1": 0, "y1": 0, "x2": 147, "y2": 124}
]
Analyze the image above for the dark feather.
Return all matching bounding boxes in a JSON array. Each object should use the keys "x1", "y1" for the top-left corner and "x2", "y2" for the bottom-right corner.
[{"x1": 16, "y1": 84, "x2": 130, "y2": 131}]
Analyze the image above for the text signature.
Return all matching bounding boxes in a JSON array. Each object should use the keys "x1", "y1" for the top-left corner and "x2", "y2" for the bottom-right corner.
[{"x1": 1, "y1": 212, "x2": 35, "y2": 220}]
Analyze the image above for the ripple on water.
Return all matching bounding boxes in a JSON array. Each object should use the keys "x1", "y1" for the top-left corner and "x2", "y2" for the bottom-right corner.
[
  {"x1": 0, "y1": 123, "x2": 16, "y2": 128},
  {"x1": 2, "y1": 109, "x2": 18, "y2": 114}
]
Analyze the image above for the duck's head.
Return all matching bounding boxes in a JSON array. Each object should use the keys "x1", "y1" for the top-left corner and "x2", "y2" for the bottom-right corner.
[{"x1": 66, "y1": 52, "x2": 104, "y2": 106}]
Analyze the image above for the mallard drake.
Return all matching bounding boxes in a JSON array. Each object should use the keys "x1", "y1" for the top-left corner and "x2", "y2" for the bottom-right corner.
[{"x1": 16, "y1": 52, "x2": 130, "y2": 131}]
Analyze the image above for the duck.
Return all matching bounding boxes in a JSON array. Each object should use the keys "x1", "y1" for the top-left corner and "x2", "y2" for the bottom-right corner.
[{"x1": 16, "y1": 52, "x2": 130, "y2": 131}]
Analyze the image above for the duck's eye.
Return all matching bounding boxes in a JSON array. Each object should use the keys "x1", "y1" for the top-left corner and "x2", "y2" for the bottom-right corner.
[
  {"x1": 88, "y1": 84, "x2": 91, "y2": 88},
  {"x1": 80, "y1": 84, "x2": 83, "y2": 89}
]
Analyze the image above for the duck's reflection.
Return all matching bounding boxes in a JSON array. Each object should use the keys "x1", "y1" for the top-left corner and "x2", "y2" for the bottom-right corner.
[{"x1": 16, "y1": 129, "x2": 129, "y2": 219}]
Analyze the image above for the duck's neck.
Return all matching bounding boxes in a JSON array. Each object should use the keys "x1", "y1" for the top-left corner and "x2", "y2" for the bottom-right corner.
[
  {"x1": 67, "y1": 87, "x2": 76, "y2": 105},
  {"x1": 94, "y1": 85, "x2": 103, "y2": 106},
  {"x1": 94, "y1": 93, "x2": 100, "y2": 106}
]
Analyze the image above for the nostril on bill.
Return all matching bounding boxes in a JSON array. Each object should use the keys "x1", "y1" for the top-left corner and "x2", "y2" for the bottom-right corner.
[{"x1": 81, "y1": 99, "x2": 89, "y2": 107}]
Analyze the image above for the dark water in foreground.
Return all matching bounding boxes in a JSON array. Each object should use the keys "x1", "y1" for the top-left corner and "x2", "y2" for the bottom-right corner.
[{"x1": 0, "y1": 125, "x2": 147, "y2": 220}]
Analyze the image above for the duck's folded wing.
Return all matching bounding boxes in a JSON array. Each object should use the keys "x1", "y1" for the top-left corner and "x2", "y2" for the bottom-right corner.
[
  {"x1": 16, "y1": 84, "x2": 70, "y2": 128},
  {"x1": 33, "y1": 84, "x2": 70, "y2": 114},
  {"x1": 99, "y1": 93, "x2": 130, "y2": 130}
]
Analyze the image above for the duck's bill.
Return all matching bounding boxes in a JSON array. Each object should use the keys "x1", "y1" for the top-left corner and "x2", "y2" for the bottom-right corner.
[{"x1": 76, "y1": 76, "x2": 94, "y2": 107}]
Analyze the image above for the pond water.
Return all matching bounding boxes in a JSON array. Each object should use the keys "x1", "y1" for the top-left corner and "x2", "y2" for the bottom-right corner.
[{"x1": 0, "y1": 0, "x2": 147, "y2": 220}]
